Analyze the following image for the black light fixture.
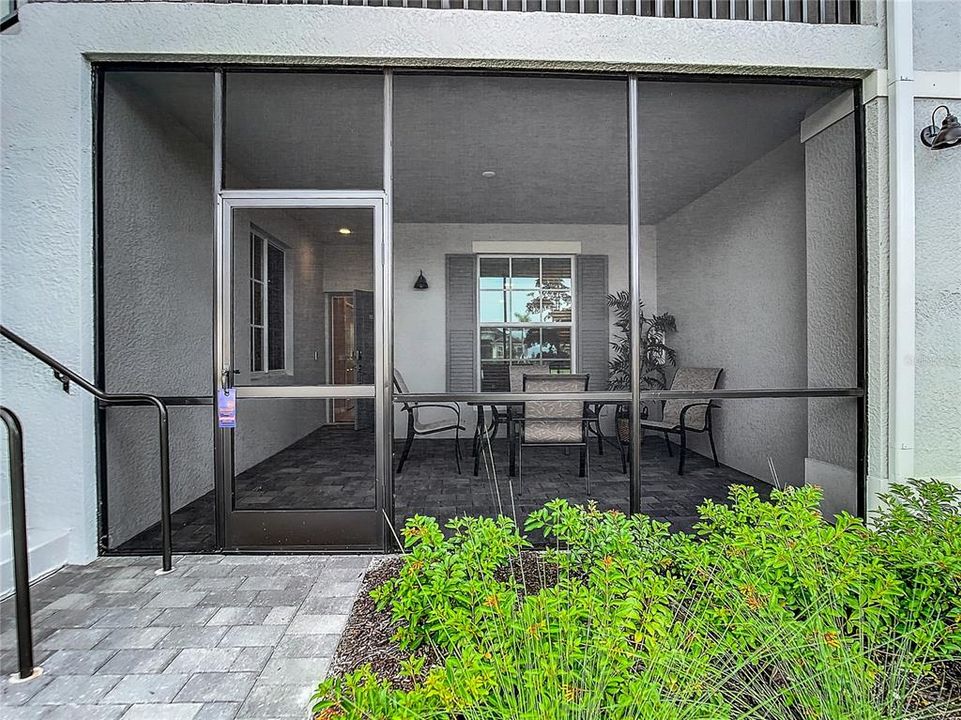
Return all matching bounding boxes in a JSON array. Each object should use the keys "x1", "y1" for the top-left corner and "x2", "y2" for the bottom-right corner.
[
  {"x1": 920, "y1": 105, "x2": 961, "y2": 150},
  {"x1": 413, "y1": 270, "x2": 429, "y2": 290}
]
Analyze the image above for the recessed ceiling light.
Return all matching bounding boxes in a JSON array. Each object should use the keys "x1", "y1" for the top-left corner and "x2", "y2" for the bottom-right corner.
[
  {"x1": 481, "y1": 170, "x2": 496, "y2": 178},
  {"x1": 338, "y1": 227, "x2": 352, "y2": 235}
]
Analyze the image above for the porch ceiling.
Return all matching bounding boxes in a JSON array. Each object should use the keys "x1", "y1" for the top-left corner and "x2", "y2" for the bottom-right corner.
[{"x1": 116, "y1": 71, "x2": 834, "y2": 226}]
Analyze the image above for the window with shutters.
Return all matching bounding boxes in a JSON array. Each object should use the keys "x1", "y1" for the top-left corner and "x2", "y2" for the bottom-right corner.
[
  {"x1": 477, "y1": 256, "x2": 575, "y2": 391},
  {"x1": 249, "y1": 228, "x2": 288, "y2": 374}
]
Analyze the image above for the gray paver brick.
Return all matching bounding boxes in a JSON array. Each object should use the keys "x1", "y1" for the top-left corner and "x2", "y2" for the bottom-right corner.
[
  {"x1": 197, "y1": 590, "x2": 259, "y2": 608},
  {"x1": 237, "y1": 681, "x2": 314, "y2": 719},
  {"x1": 285, "y1": 614, "x2": 349, "y2": 635},
  {"x1": 147, "y1": 591, "x2": 208, "y2": 609},
  {"x1": 218, "y1": 624, "x2": 285, "y2": 648},
  {"x1": 0, "y1": 555, "x2": 367, "y2": 720},
  {"x1": 40, "y1": 648, "x2": 117, "y2": 675},
  {"x1": 120, "y1": 703, "x2": 203, "y2": 720},
  {"x1": 95, "y1": 608, "x2": 164, "y2": 628},
  {"x1": 258, "y1": 657, "x2": 328, "y2": 685},
  {"x1": 165, "y1": 648, "x2": 242, "y2": 675},
  {"x1": 42, "y1": 592, "x2": 98, "y2": 611},
  {"x1": 174, "y1": 672, "x2": 258, "y2": 703},
  {"x1": 206, "y1": 607, "x2": 268, "y2": 627},
  {"x1": 39, "y1": 628, "x2": 110, "y2": 650},
  {"x1": 37, "y1": 608, "x2": 109, "y2": 629},
  {"x1": 150, "y1": 607, "x2": 218, "y2": 627},
  {"x1": 99, "y1": 648, "x2": 179, "y2": 674},
  {"x1": 271, "y1": 633, "x2": 341, "y2": 658},
  {"x1": 0, "y1": 673, "x2": 53, "y2": 706},
  {"x1": 299, "y1": 594, "x2": 356, "y2": 614},
  {"x1": 101, "y1": 673, "x2": 191, "y2": 704},
  {"x1": 96, "y1": 626, "x2": 173, "y2": 650},
  {"x1": 231, "y1": 646, "x2": 273, "y2": 673},
  {"x1": 31, "y1": 674, "x2": 123, "y2": 704},
  {"x1": 193, "y1": 702, "x2": 241, "y2": 720},
  {"x1": 1, "y1": 707, "x2": 50, "y2": 720},
  {"x1": 157, "y1": 626, "x2": 229, "y2": 649},
  {"x1": 263, "y1": 606, "x2": 297, "y2": 625},
  {"x1": 47, "y1": 705, "x2": 129, "y2": 720}
]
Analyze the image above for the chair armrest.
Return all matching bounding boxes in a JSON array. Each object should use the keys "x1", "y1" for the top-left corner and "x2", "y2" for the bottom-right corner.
[
  {"x1": 410, "y1": 402, "x2": 461, "y2": 419},
  {"x1": 678, "y1": 402, "x2": 713, "y2": 431}
]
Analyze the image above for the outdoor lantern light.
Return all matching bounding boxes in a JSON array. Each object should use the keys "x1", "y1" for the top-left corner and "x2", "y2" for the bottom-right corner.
[
  {"x1": 413, "y1": 270, "x2": 429, "y2": 290},
  {"x1": 920, "y1": 105, "x2": 961, "y2": 150}
]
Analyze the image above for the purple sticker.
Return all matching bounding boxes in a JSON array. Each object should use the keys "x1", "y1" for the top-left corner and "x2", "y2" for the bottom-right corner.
[{"x1": 218, "y1": 388, "x2": 236, "y2": 428}]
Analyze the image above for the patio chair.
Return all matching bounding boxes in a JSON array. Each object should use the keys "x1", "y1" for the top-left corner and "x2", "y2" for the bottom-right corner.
[
  {"x1": 393, "y1": 369, "x2": 465, "y2": 474},
  {"x1": 516, "y1": 373, "x2": 591, "y2": 495},
  {"x1": 636, "y1": 367, "x2": 723, "y2": 476},
  {"x1": 501, "y1": 365, "x2": 551, "y2": 471}
]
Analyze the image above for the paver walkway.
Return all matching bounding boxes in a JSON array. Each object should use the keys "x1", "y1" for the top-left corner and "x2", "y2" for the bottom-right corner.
[{"x1": 1, "y1": 554, "x2": 369, "y2": 719}]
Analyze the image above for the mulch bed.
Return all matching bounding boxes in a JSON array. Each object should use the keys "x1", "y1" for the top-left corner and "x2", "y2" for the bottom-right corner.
[
  {"x1": 327, "y1": 554, "x2": 961, "y2": 712},
  {"x1": 327, "y1": 551, "x2": 555, "y2": 691},
  {"x1": 327, "y1": 555, "x2": 439, "y2": 691}
]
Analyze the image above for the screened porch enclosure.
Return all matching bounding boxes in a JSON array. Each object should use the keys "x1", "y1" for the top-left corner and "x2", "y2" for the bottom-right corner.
[{"x1": 97, "y1": 69, "x2": 861, "y2": 553}]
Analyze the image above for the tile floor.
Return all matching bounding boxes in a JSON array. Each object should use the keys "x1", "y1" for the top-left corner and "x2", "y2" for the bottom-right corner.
[
  {"x1": 0, "y1": 554, "x2": 369, "y2": 719},
  {"x1": 115, "y1": 426, "x2": 771, "y2": 554}
]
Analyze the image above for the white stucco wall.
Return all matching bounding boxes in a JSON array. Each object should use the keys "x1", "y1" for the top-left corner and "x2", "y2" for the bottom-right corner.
[
  {"x1": 99, "y1": 73, "x2": 216, "y2": 546},
  {"x1": 913, "y1": 98, "x2": 961, "y2": 484},
  {"x1": 912, "y1": 0, "x2": 961, "y2": 73},
  {"x1": 392, "y1": 222, "x2": 638, "y2": 432},
  {"x1": 0, "y1": 0, "x2": 906, "y2": 569},
  {"x1": 655, "y1": 137, "x2": 809, "y2": 485}
]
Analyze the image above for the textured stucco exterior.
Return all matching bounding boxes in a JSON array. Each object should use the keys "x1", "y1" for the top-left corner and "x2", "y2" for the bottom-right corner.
[
  {"x1": 2, "y1": 0, "x2": 958, "y2": 572},
  {"x1": 655, "y1": 138, "x2": 810, "y2": 486},
  {"x1": 914, "y1": 98, "x2": 961, "y2": 482},
  {"x1": 912, "y1": 0, "x2": 961, "y2": 72}
]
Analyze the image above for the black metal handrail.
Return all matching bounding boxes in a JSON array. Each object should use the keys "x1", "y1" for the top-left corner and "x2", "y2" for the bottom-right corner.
[
  {"x1": 0, "y1": 325, "x2": 173, "y2": 573},
  {"x1": 1, "y1": 406, "x2": 41, "y2": 682},
  {"x1": 393, "y1": 386, "x2": 864, "y2": 403}
]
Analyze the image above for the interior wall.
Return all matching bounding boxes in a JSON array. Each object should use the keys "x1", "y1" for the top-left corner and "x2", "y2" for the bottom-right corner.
[
  {"x1": 230, "y1": 208, "x2": 329, "y2": 475},
  {"x1": 655, "y1": 136, "x2": 809, "y2": 485},
  {"x1": 803, "y1": 113, "x2": 859, "y2": 515},
  {"x1": 101, "y1": 75, "x2": 215, "y2": 546},
  {"x1": 392, "y1": 222, "x2": 641, "y2": 433}
]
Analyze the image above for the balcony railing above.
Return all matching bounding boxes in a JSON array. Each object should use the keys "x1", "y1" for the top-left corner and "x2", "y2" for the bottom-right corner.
[
  {"x1": 225, "y1": 0, "x2": 858, "y2": 24},
  {"x1": 16, "y1": 0, "x2": 859, "y2": 25}
]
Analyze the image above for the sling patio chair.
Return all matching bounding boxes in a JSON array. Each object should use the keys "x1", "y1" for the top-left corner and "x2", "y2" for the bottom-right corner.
[
  {"x1": 627, "y1": 367, "x2": 722, "y2": 476},
  {"x1": 514, "y1": 373, "x2": 592, "y2": 495},
  {"x1": 393, "y1": 368, "x2": 465, "y2": 474}
]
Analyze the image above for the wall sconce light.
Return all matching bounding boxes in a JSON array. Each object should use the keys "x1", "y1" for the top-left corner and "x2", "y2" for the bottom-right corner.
[
  {"x1": 413, "y1": 270, "x2": 429, "y2": 290},
  {"x1": 920, "y1": 105, "x2": 961, "y2": 150}
]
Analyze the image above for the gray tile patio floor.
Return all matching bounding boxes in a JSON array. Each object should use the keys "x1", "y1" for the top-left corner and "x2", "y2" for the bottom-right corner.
[{"x1": 0, "y1": 554, "x2": 370, "y2": 720}]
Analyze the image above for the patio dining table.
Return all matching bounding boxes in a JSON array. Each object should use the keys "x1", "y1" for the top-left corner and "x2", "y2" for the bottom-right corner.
[{"x1": 468, "y1": 400, "x2": 623, "y2": 477}]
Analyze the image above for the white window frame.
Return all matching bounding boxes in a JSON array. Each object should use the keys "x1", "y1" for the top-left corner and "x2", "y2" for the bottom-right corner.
[
  {"x1": 249, "y1": 226, "x2": 291, "y2": 376},
  {"x1": 476, "y1": 254, "x2": 577, "y2": 390}
]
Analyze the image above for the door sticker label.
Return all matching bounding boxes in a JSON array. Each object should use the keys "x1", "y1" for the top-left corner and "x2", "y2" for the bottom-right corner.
[{"x1": 218, "y1": 388, "x2": 236, "y2": 428}]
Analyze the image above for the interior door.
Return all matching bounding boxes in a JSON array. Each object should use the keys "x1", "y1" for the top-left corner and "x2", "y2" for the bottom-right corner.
[
  {"x1": 353, "y1": 289, "x2": 375, "y2": 432},
  {"x1": 217, "y1": 192, "x2": 387, "y2": 550}
]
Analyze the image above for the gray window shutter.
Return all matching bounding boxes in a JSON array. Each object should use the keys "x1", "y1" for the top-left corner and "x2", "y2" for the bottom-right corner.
[
  {"x1": 576, "y1": 255, "x2": 609, "y2": 391},
  {"x1": 446, "y1": 254, "x2": 477, "y2": 392}
]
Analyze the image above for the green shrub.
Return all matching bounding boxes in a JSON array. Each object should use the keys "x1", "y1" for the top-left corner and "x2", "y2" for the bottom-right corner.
[
  {"x1": 871, "y1": 478, "x2": 961, "y2": 655},
  {"x1": 313, "y1": 480, "x2": 961, "y2": 719}
]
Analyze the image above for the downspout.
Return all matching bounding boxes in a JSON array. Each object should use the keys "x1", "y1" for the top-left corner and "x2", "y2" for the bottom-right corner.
[{"x1": 885, "y1": 0, "x2": 916, "y2": 492}]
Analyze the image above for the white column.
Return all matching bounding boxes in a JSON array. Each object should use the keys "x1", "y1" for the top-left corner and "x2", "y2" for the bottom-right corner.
[{"x1": 885, "y1": 0, "x2": 916, "y2": 489}]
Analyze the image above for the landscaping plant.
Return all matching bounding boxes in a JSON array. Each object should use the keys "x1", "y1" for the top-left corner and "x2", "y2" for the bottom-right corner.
[{"x1": 312, "y1": 480, "x2": 961, "y2": 719}]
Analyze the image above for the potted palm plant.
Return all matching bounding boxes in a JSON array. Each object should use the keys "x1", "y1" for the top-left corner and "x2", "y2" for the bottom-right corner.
[{"x1": 605, "y1": 291, "x2": 677, "y2": 441}]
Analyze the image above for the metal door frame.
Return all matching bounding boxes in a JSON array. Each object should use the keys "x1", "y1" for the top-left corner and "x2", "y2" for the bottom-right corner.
[{"x1": 215, "y1": 190, "x2": 389, "y2": 551}]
